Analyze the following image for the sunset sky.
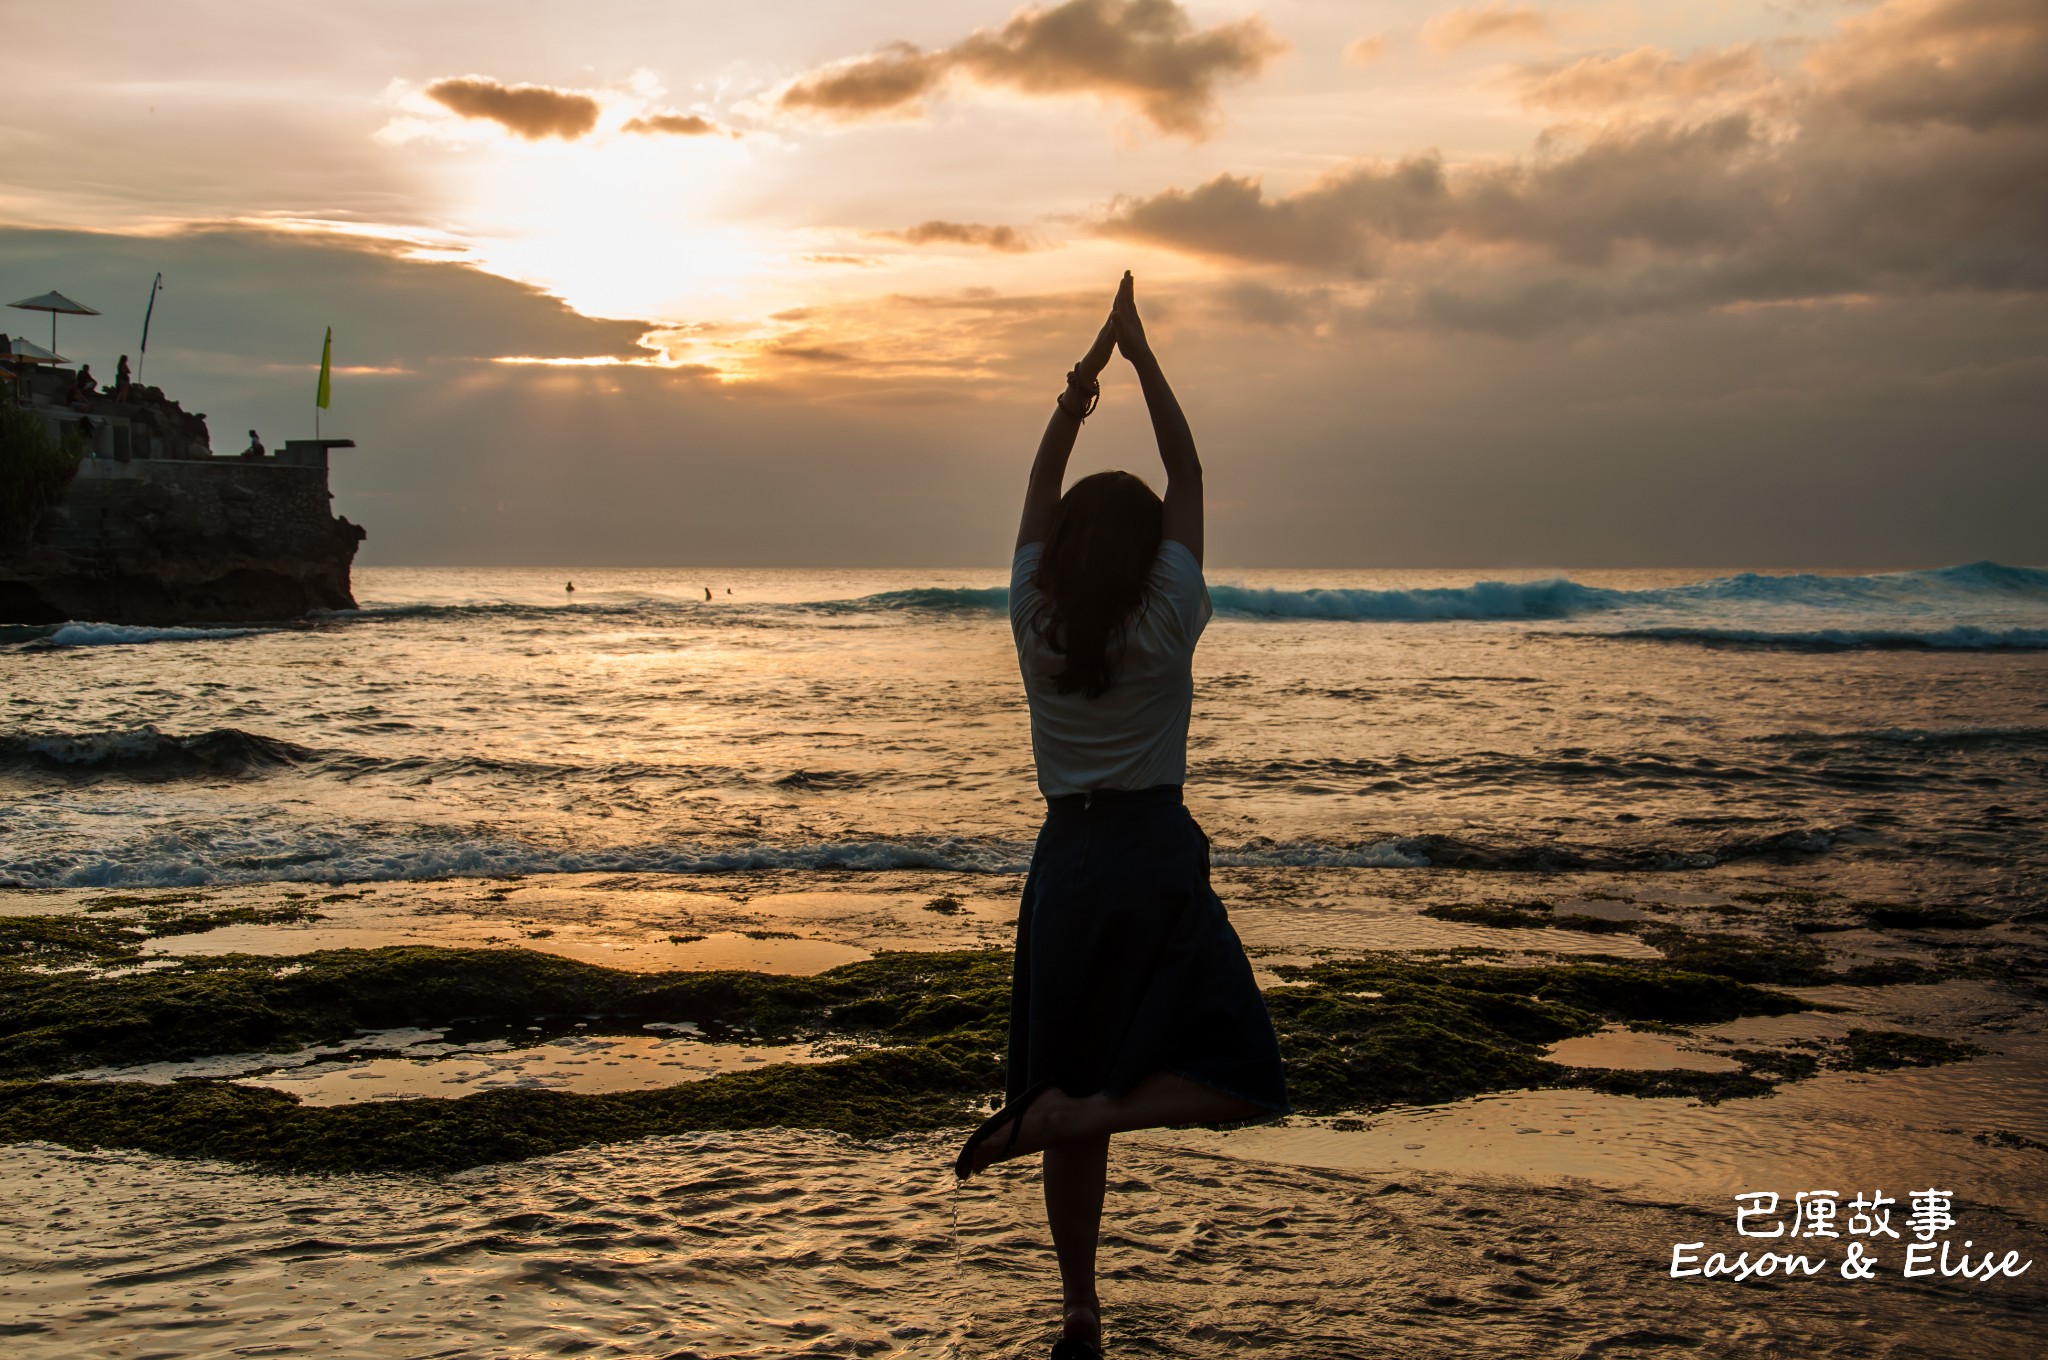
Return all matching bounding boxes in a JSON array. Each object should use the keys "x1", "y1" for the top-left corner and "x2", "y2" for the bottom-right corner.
[{"x1": 3, "y1": 0, "x2": 2042, "y2": 566}]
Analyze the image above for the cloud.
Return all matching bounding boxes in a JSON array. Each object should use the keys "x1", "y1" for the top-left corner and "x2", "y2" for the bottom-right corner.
[
  {"x1": 888, "y1": 220, "x2": 1034, "y2": 252},
  {"x1": 777, "y1": 43, "x2": 949, "y2": 120},
  {"x1": 1102, "y1": 156, "x2": 1453, "y2": 274},
  {"x1": 1344, "y1": 35, "x2": 1389, "y2": 67},
  {"x1": 1423, "y1": 4, "x2": 1555, "y2": 53},
  {"x1": 1808, "y1": 0, "x2": 2048, "y2": 130},
  {"x1": 1210, "y1": 279, "x2": 1337, "y2": 328},
  {"x1": 1100, "y1": 0, "x2": 2048, "y2": 333},
  {"x1": 621, "y1": 112, "x2": 730, "y2": 137},
  {"x1": 775, "y1": 0, "x2": 1284, "y2": 138},
  {"x1": 1517, "y1": 44, "x2": 1773, "y2": 110},
  {"x1": 423, "y1": 77, "x2": 601, "y2": 140}
]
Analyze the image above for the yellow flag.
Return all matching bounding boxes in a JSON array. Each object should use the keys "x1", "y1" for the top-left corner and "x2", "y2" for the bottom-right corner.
[{"x1": 316, "y1": 326, "x2": 332, "y2": 410}]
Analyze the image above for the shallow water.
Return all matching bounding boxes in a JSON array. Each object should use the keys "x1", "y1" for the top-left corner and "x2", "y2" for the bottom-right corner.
[
  {"x1": 5, "y1": 1130, "x2": 2042, "y2": 1360},
  {"x1": 63, "y1": 1027, "x2": 842, "y2": 1105},
  {"x1": 1542, "y1": 1025, "x2": 1743, "y2": 1072}
]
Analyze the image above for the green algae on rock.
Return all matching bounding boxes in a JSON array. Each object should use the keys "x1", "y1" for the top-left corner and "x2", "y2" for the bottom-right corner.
[
  {"x1": 1420, "y1": 901, "x2": 1636, "y2": 934},
  {"x1": 0, "y1": 945, "x2": 1015, "y2": 1080},
  {"x1": 0, "y1": 1046, "x2": 985, "y2": 1175},
  {"x1": 1261, "y1": 954, "x2": 1808, "y2": 1113},
  {"x1": 1829, "y1": 1028, "x2": 1986, "y2": 1071},
  {"x1": 0, "y1": 900, "x2": 327, "y2": 964},
  {"x1": 0, "y1": 943, "x2": 1961, "y2": 1174}
]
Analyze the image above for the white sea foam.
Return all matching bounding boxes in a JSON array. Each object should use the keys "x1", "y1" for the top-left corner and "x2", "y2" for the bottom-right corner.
[
  {"x1": 314, "y1": 560, "x2": 2048, "y2": 628},
  {"x1": 1, "y1": 833, "x2": 1035, "y2": 888},
  {"x1": 41, "y1": 622, "x2": 270, "y2": 647},
  {"x1": 1209, "y1": 579, "x2": 1619, "y2": 621},
  {"x1": 1598, "y1": 625, "x2": 2048, "y2": 650},
  {"x1": 0, "y1": 827, "x2": 1456, "y2": 888},
  {"x1": 1211, "y1": 839, "x2": 1431, "y2": 869}
]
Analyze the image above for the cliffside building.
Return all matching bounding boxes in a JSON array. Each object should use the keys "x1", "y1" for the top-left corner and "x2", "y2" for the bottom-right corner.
[{"x1": 1, "y1": 352, "x2": 367, "y2": 625}]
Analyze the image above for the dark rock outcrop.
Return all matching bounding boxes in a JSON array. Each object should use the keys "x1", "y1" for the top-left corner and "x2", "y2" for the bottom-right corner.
[{"x1": 0, "y1": 457, "x2": 364, "y2": 625}]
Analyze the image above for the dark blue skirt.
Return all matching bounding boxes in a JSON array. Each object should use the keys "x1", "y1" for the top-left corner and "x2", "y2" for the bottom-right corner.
[{"x1": 1004, "y1": 784, "x2": 1291, "y2": 1119}]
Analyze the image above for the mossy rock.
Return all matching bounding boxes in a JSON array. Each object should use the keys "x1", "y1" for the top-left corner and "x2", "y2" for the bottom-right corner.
[
  {"x1": 1634, "y1": 925, "x2": 1833, "y2": 986},
  {"x1": 0, "y1": 944, "x2": 1818, "y2": 1173},
  {"x1": 1855, "y1": 904, "x2": 1998, "y2": 931},
  {"x1": 0, "y1": 945, "x2": 1016, "y2": 1080},
  {"x1": 1827, "y1": 1028, "x2": 1984, "y2": 1071}
]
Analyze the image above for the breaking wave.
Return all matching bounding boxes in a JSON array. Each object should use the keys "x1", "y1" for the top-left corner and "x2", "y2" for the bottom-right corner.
[
  {"x1": 208, "y1": 560, "x2": 2048, "y2": 632},
  {"x1": 0, "y1": 726, "x2": 314, "y2": 777},
  {"x1": 38, "y1": 623, "x2": 274, "y2": 647},
  {"x1": 803, "y1": 559, "x2": 2048, "y2": 624}
]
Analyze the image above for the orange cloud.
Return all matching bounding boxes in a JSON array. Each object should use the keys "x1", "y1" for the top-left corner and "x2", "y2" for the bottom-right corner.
[
  {"x1": 1423, "y1": 4, "x2": 1554, "y2": 53},
  {"x1": 776, "y1": 0, "x2": 1284, "y2": 138},
  {"x1": 424, "y1": 76, "x2": 600, "y2": 140},
  {"x1": 621, "y1": 112, "x2": 730, "y2": 137},
  {"x1": 778, "y1": 43, "x2": 949, "y2": 119},
  {"x1": 1103, "y1": 155, "x2": 1453, "y2": 275},
  {"x1": 889, "y1": 220, "x2": 1035, "y2": 252},
  {"x1": 1345, "y1": 35, "x2": 1390, "y2": 67},
  {"x1": 1809, "y1": 0, "x2": 2048, "y2": 130},
  {"x1": 1518, "y1": 44, "x2": 1772, "y2": 109},
  {"x1": 1101, "y1": 0, "x2": 2048, "y2": 338}
]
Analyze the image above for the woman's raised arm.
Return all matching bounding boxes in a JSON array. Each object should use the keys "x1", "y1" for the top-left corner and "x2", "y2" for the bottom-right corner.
[
  {"x1": 1017, "y1": 308, "x2": 1117, "y2": 550},
  {"x1": 1112, "y1": 273, "x2": 1202, "y2": 565}
]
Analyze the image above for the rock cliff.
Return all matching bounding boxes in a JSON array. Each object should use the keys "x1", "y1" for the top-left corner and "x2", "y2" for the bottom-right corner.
[{"x1": 0, "y1": 451, "x2": 365, "y2": 626}]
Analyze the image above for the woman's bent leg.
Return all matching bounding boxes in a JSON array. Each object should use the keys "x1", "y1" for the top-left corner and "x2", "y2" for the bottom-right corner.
[
  {"x1": 962, "y1": 1072, "x2": 1270, "y2": 1176},
  {"x1": 1042, "y1": 1134, "x2": 1108, "y2": 1347},
  {"x1": 1090, "y1": 1071, "x2": 1267, "y2": 1135}
]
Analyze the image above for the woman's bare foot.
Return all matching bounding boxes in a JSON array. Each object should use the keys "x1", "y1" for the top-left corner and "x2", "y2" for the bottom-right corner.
[
  {"x1": 1062, "y1": 1298, "x2": 1103, "y2": 1350},
  {"x1": 960, "y1": 1088, "x2": 1100, "y2": 1176}
]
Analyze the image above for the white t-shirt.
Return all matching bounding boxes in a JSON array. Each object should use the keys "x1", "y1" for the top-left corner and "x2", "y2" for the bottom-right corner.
[{"x1": 1009, "y1": 538, "x2": 1213, "y2": 798}]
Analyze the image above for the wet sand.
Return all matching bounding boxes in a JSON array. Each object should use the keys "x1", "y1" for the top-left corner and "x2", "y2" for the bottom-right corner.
[
  {"x1": 4, "y1": 865, "x2": 2044, "y2": 1356},
  {"x1": 4, "y1": 1133, "x2": 2042, "y2": 1359}
]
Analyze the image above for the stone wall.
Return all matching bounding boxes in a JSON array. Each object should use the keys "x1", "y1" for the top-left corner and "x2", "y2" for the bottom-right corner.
[{"x1": 0, "y1": 455, "x2": 365, "y2": 625}]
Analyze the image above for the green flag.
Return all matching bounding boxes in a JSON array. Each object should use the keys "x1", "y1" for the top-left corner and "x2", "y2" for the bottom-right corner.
[{"x1": 316, "y1": 326, "x2": 332, "y2": 410}]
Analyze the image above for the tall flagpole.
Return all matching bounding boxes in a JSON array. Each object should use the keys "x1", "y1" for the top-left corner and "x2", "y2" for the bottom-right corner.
[{"x1": 137, "y1": 273, "x2": 163, "y2": 382}]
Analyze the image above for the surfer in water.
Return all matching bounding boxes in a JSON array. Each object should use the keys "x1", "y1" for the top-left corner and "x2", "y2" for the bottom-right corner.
[{"x1": 954, "y1": 273, "x2": 1290, "y2": 1359}]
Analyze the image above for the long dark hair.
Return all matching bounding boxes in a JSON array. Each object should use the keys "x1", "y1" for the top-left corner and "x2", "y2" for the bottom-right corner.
[{"x1": 1031, "y1": 470, "x2": 1164, "y2": 698}]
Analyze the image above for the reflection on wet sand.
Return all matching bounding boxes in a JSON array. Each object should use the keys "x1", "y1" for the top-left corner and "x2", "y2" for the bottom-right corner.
[
  {"x1": 4, "y1": 1131, "x2": 2042, "y2": 1360},
  {"x1": 64, "y1": 1027, "x2": 840, "y2": 1105}
]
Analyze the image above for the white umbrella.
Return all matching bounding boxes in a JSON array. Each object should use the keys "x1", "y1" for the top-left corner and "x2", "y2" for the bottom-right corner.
[
  {"x1": 9, "y1": 289, "x2": 99, "y2": 353},
  {"x1": 2, "y1": 336, "x2": 67, "y2": 365}
]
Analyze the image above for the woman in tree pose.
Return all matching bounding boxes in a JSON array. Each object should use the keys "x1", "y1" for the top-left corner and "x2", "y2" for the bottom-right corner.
[{"x1": 956, "y1": 273, "x2": 1291, "y2": 1359}]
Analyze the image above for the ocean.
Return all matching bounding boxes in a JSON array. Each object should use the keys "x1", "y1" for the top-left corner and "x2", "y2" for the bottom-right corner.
[
  {"x1": 4, "y1": 561, "x2": 2047, "y2": 1358},
  {"x1": 5, "y1": 560, "x2": 2046, "y2": 895}
]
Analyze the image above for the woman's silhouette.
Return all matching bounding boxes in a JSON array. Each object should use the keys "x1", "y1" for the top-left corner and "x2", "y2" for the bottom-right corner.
[{"x1": 955, "y1": 273, "x2": 1290, "y2": 1358}]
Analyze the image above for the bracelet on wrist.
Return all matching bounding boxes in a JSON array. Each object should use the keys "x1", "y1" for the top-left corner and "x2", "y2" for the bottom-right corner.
[{"x1": 1058, "y1": 367, "x2": 1101, "y2": 420}]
